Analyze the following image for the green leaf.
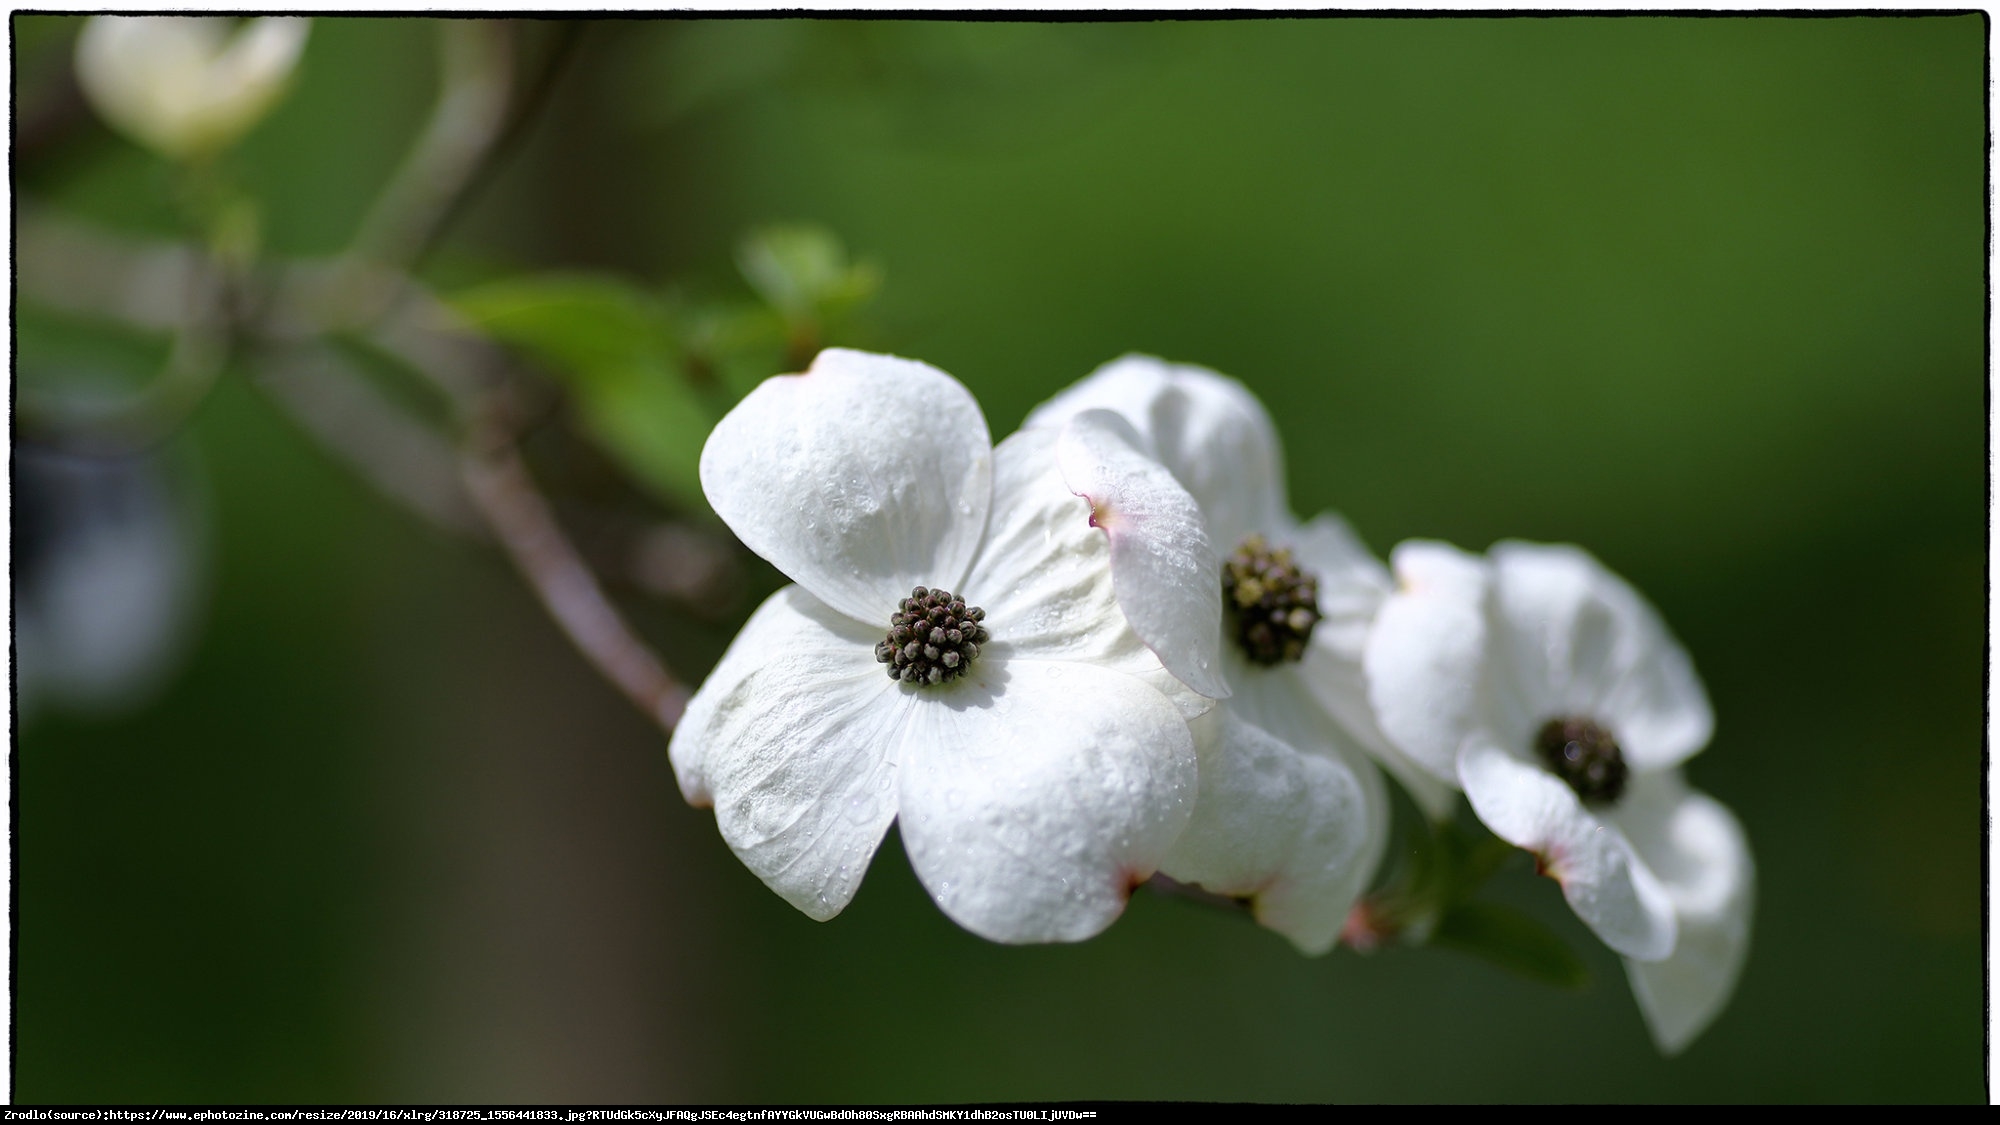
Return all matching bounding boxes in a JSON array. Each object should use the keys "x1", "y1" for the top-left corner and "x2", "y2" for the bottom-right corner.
[
  {"x1": 452, "y1": 275, "x2": 713, "y2": 514},
  {"x1": 737, "y1": 225, "x2": 881, "y2": 328},
  {"x1": 1432, "y1": 901, "x2": 1590, "y2": 990},
  {"x1": 454, "y1": 274, "x2": 671, "y2": 376},
  {"x1": 684, "y1": 301, "x2": 789, "y2": 401}
]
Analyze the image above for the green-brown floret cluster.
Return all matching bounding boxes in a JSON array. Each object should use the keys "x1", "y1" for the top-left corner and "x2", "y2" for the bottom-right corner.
[{"x1": 1223, "y1": 535, "x2": 1321, "y2": 665}]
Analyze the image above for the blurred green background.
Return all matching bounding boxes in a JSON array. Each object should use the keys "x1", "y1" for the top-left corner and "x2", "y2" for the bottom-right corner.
[{"x1": 12, "y1": 15, "x2": 1985, "y2": 1103}]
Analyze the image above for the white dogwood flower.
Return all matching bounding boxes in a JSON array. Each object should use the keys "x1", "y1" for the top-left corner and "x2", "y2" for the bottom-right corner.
[
  {"x1": 1366, "y1": 539, "x2": 1753, "y2": 1052},
  {"x1": 671, "y1": 349, "x2": 1226, "y2": 943},
  {"x1": 75, "y1": 16, "x2": 310, "y2": 161},
  {"x1": 1027, "y1": 355, "x2": 1434, "y2": 954}
]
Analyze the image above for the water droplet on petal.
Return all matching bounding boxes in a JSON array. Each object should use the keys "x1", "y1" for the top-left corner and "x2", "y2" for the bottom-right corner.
[{"x1": 845, "y1": 795, "x2": 877, "y2": 825}]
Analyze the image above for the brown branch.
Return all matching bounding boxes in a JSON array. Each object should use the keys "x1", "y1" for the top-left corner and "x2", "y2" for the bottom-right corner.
[{"x1": 460, "y1": 409, "x2": 690, "y2": 734}]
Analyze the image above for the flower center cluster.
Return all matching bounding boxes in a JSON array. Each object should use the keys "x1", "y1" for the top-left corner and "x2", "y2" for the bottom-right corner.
[
  {"x1": 1223, "y1": 535, "x2": 1321, "y2": 665},
  {"x1": 876, "y1": 586, "x2": 988, "y2": 687},
  {"x1": 1534, "y1": 717, "x2": 1629, "y2": 804}
]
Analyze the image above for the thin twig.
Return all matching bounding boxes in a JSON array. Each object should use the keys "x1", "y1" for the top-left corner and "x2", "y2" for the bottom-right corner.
[
  {"x1": 346, "y1": 20, "x2": 514, "y2": 278},
  {"x1": 15, "y1": 227, "x2": 232, "y2": 457},
  {"x1": 23, "y1": 187, "x2": 696, "y2": 731},
  {"x1": 413, "y1": 21, "x2": 585, "y2": 270},
  {"x1": 259, "y1": 345, "x2": 487, "y2": 537},
  {"x1": 18, "y1": 207, "x2": 203, "y2": 330},
  {"x1": 460, "y1": 406, "x2": 690, "y2": 734}
]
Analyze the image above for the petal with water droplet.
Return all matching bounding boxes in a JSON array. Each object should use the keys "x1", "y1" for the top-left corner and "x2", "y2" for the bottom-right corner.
[
  {"x1": 896, "y1": 659, "x2": 1196, "y2": 943},
  {"x1": 701, "y1": 349, "x2": 992, "y2": 625},
  {"x1": 963, "y1": 428, "x2": 1211, "y2": 719},
  {"x1": 668, "y1": 585, "x2": 911, "y2": 920}
]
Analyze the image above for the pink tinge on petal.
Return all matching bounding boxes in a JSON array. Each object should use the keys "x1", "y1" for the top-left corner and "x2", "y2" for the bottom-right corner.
[
  {"x1": 1458, "y1": 739, "x2": 1677, "y2": 961},
  {"x1": 1024, "y1": 355, "x2": 1292, "y2": 548},
  {"x1": 1055, "y1": 410, "x2": 1229, "y2": 701}
]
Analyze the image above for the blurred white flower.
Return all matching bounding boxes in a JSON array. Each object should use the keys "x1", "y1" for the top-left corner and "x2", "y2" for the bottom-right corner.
[
  {"x1": 671, "y1": 349, "x2": 1224, "y2": 943},
  {"x1": 15, "y1": 443, "x2": 208, "y2": 719},
  {"x1": 1366, "y1": 539, "x2": 1752, "y2": 1052},
  {"x1": 1027, "y1": 356, "x2": 1428, "y2": 954},
  {"x1": 75, "y1": 16, "x2": 310, "y2": 161}
]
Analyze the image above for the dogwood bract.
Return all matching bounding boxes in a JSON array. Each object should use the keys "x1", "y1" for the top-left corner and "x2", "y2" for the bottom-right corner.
[
  {"x1": 1365, "y1": 539, "x2": 1753, "y2": 1052},
  {"x1": 1027, "y1": 356, "x2": 1434, "y2": 954},
  {"x1": 671, "y1": 349, "x2": 1227, "y2": 943},
  {"x1": 75, "y1": 16, "x2": 310, "y2": 162}
]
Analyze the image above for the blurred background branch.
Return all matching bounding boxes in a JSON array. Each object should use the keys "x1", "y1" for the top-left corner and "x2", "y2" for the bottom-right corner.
[
  {"x1": 345, "y1": 19, "x2": 515, "y2": 278},
  {"x1": 17, "y1": 17, "x2": 700, "y2": 733}
]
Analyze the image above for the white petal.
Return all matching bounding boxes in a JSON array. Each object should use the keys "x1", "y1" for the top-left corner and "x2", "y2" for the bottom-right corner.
[
  {"x1": 1613, "y1": 772, "x2": 1755, "y2": 1054},
  {"x1": 895, "y1": 659, "x2": 1197, "y2": 943},
  {"x1": 1302, "y1": 638, "x2": 1458, "y2": 821},
  {"x1": 962, "y1": 427, "x2": 1210, "y2": 720},
  {"x1": 1363, "y1": 540, "x2": 1491, "y2": 783},
  {"x1": 1055, "y1": 410, "x2": 1228, "y2": 700},
  {"x1": 1223, "y1": 657, "x2": 1392, "y2": 895},
  {"x1": 667, "y1": 586, "x2": 910, "y2": 921},
  {"x1": 1288, "y1": 512, "x2": 1391, "y2": 612},
  {"x1": 1162, "y1": 709, "x2": 1375, "y2": 955},
  {"x1": 75, "y1": 17, "x2": 306, "y2": 159},
  {"x1": 700, "y1": 349, "x2": 992, "y2": 625},
  {"x1": 1458, "y1": 739, "x2": 1677, "y2": 961},
  {"x1": 1489, "y1": 541, "x2": 1713, "y2": 772},
  {"x1": 199, "y1": 19, "x2": 310, "y2": 147},
  {"x1": 1025, "y1": 354, "x2": 1289, "y2": 548},
  {"x1": 1287, "y1": 515, "x2": 1459, "y2": 819},
  {"x1": 1023, "y1": 353, "x2": 1174, "y2": 442},
  {"x1": 77, "y1": 17, "x2": 221, "y2": 155}
]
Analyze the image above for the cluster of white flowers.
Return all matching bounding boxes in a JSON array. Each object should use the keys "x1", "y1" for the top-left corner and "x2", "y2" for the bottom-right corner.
[
  {"x1": 58, "y1": 9, "x2": 1752, "y2": 1061},
  {"x1": 675, "y1": 349, "x2": 1752, "y2": 1054}
]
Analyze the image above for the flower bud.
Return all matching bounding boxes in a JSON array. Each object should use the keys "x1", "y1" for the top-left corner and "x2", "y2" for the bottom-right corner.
[{"x1": 75, "y1": 16, "x2": 310, "y2": 161}]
